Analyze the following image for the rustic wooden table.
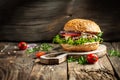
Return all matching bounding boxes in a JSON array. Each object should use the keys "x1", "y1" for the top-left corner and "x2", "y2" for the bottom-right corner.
[{"x1": 0, "y1": 42, "x2": 119, "y2": 80}]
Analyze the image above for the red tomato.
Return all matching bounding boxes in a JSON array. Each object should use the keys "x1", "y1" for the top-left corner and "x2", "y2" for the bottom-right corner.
[
  {"x1": 62, "y1": 33, "x2": 80, "y2": 37},
  {"x1": 86, "y1": 53, "x2": 98, "y2": 64},
  {"x1": 36, "y1": 52, "x2": 46, "y2": 58},
  {"x1": 18, "y1": 42, "x2": 28, "y2": 50}
]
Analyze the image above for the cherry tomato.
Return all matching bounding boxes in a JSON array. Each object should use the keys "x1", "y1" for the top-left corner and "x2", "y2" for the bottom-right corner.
[
  {"x1": 18, "y1": 42, "x2": 28, "y2": 50},
  {"x1": 61, "y1": 33, "x2": 80, "y2": 37},
  {"x1": 36, "y1": 51, "x2": 46, "y2": 58},
  {"x1": 86, "y1": 53, "x2": 98, "y2": 64}
]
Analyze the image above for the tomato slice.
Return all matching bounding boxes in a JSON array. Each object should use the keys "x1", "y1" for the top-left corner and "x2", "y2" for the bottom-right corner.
[
  {"x1": 36, "y1": 51, "x2": 46, "y2": 58},
  {"x1": 62, "y1": 33, "x2": 80, "y2": 37}
]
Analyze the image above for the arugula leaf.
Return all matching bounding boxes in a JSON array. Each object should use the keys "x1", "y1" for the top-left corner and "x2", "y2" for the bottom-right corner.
[{"x1": 108, "y1": 50, "x2": 120, "y2": 57}]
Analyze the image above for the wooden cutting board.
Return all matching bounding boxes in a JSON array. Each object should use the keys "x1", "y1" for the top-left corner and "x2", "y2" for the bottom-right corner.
[{"x1": 40, "y1": 44, "x2": 107, "y2": 65}]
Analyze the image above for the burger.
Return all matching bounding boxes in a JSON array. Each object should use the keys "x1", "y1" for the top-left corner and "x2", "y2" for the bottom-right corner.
[{"x1": 53, "y1": 19, "x2": 103, "y2": 52}]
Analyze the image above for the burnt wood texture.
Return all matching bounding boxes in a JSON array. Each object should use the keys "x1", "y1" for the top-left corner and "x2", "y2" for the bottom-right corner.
[{"x1": 0, "y1": 0, "x2": 120, "y2": 41}]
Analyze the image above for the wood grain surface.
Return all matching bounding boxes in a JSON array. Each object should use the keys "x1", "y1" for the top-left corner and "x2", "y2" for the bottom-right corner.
[
  {"x1": 106, "y1": 42, "x2": 120, "y2": 80},
  {"x1": 0, "y1": 42, "x2": 119, "y2": 80},
  {"x1": 0, "y1": 43, "x2": 34, "y2": 80},
  {"x1": 29, "y1": 62, "x2": 67, "y2": 80},
  {"x1": 68, "y1": 55, "x2": 116, "y2": 80},
  {"x1": 102, "y1": 42, "x2": 120, "y2": 80},
  {"x1": 0, "y1": 0, "x2": 120, "y2": 41}
]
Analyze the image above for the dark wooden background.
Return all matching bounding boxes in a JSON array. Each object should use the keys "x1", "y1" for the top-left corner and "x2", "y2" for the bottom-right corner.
[{"x1": 0, "y1": 0, "x2": 120, "y2": 42}]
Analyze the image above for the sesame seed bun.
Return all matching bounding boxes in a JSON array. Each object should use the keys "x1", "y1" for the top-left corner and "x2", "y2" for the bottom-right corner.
[{"x1": 64, "y1": 19, "x2": 101, "y2": 33}]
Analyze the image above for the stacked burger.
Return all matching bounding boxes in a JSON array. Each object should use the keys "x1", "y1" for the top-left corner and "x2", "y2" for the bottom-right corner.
[{"x1": 53, "y1": 19, "x2": 103, "y2": 52}]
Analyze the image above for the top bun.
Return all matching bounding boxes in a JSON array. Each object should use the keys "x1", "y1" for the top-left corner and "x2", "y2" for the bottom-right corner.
[{"x1": 64, "y1": 19, "x2": 101, "y2": 33}]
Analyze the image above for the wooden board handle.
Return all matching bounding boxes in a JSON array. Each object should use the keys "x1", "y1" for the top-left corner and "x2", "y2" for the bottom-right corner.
[
  {"x1": 39, "y1": 44, "x2": 107, "y2": 65},
  {"x1": 40, "y1": 52, "x2": 67, "y2": 65}
]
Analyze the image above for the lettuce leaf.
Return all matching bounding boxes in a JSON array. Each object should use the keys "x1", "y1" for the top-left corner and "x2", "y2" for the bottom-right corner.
[{"x1": 53, "y1": 34, "x2": 103, "y2": 45}]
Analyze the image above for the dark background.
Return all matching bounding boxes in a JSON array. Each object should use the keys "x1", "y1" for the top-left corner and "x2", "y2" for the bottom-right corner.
[{"x1": 0, "y1": 0, "x2": 120, "y2": 42}]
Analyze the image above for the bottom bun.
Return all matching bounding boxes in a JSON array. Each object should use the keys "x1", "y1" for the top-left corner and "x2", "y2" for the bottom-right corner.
[{"x1": 61, "y1": 42, "x2": 99, "y2": 52}]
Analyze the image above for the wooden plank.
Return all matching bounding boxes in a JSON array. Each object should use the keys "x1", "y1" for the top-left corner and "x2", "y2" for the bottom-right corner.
[
  {"x1": 68, "y1": 55, "x2": 117, "y2": 80},
  {"x1": 103, "y1": 42, "x2": 120, "y2": 79},
  {"x1": 0, "y1": 42, "x2": 19, "y2": 59},
  {"x1": 14, "y1": 57, "x2": 34, "y2": 80},
  {"x1": 110, "y1": 42, "x2": 120, "y2": 79},
  {"x1": 0, "y1": 42, "x2": 35, "y2": 80},
  {"x1": 102, "y1": 42, "x2": 114, "y2": 52},
  {"x1": 102, "y1": 42, "x2": 113, "y2": 57},
  {"x1": 109, "y1": 56, "x2": 120, "y2": 80},
  {"x1": 29, "y1": 62, "x2": 67, "y2": 80},
  {"x1": 0, "y1": 42, "x2": 18, "y2": 80},
  {"x1": 0, "y1": 58, "x2": 18, "y2": 80},
  {"x1": 112, "y1": 42, "x2": 120, "y2": 52},
  {"x1": 9, "y1": 43, "x2": 35, "y2": 80}
]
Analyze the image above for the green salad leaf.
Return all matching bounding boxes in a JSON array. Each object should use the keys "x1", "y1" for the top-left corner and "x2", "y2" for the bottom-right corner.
[
  {"x1": 97, "y1": 32, "x2": 103, "y2": 37},
  {"x1": 53, "y1": 34, "x2": 103, "y2": 45}
]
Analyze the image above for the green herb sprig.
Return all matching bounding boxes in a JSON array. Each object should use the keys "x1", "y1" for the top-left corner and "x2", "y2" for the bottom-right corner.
[
  {"x1": 67, "y1": 56, "x2": 77, "y2": 62},
  {"x1": 67, "y1": 56, "x2": 87, "y2": 65},
  {"x1": 108, "y1": 50, "x2": 120, "y2": 57},
  {"x1": 26, "y1": 43, "x2": 53, "y2": 54},
  {"x1": 39, "y1": 43, "x2": 53, "y2": 51}
]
